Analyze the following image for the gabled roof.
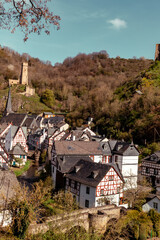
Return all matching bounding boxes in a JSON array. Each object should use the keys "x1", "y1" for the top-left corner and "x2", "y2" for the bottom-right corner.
[
  {"x1": 142, "y1": 151, "x2": 160, "y2": 163},
  {"x1": 57, "y1": 155, "x2": 92, "y2": 173},
  {"x1": 48, "y1": 127, "x2": 58, "y2": 137},
  {"x1": 22, "y1": 117, "x2": 38, "y2": 129},
  {"x1": 71, "y1": 129, "x2": 92, "y2": 141},
  {"x1": 10, "y1": 126, "x2": 27, "y2": 140},
  {"x1": 112, "y1": 141, "x2": 139, "y2": 156},
  {"x1": 0, "y1": 122, "x2": 11, "y2": 137},
  {"x1": 0, "y1": 113, "x2": 27, "y2": 126},
  {"x1": 54, "y1": 141, "x2": 102, "y2": 155},
  {"x1": 99, "y1": 141, "x2": 112, "y2": 155},
  {"x1": 9, "y1": 143, "x2": 27, "y2": 155},
  {"x1": 60, "y1": 132, "x2": 71, "y2": 140},
  {"x1": 66, "y1": 160, "x2": 124, "y2": 187}
]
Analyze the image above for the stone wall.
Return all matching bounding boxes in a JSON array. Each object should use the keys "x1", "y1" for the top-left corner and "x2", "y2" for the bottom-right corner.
[
  {"x1": 28, "y1": 205, "x2": 121, "y2": 235},
  {"x1": 25, "y1": 86, "x2": 35, "y2": 96},
  {"x1": 9, "y1": 79, "x2": 20, "y2": 86}
]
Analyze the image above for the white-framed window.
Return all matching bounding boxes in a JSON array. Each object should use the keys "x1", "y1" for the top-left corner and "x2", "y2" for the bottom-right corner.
[{"x1": 153, "y1": 202, "x2": 158, "y2": 210}]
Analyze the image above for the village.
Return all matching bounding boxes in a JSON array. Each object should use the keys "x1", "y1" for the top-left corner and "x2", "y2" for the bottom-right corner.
[
  {"x1": 0, "y1": 61, "x2": 159, "y2": 239},
  {"x1": 0, "y1": 62, "x2": 159, "y2": 228}
]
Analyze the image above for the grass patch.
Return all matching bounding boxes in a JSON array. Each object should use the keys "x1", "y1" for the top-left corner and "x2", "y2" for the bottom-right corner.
[{"x1": 12, "y1": 160, "x2": 32, "y2": 177}]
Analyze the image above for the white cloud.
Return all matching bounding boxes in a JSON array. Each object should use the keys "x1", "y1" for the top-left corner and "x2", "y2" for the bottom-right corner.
[{"x1": 108, "y1": 18, "x2": 127, "y2": 30}]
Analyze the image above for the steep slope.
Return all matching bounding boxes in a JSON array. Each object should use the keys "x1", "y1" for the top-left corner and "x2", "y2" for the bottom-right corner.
[{"x1": 0, "y1": 46, "x2": 156, "y2": 145}]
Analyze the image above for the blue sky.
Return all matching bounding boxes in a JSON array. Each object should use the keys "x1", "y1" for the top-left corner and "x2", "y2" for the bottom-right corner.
[{"x1": 0, "y1": 0, "x2": 160, "y2": 65}]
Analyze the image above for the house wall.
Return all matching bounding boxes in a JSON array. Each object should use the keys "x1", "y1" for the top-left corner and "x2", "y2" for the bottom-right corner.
[
  {"x1": 59, "y1": 123, "x2": 69, "y2": 132},
  {"x1": 13, "y1": 154, "x2": 27, "y2": 165},
  {"x1": 13, "y1": 128, "x2": 28, "y2": 152},
  {"x1": 79, "y1": 184, "x2": 96, "y2": 208},
  {"x1": 0, "y1": 156, "x2": 8, "y2": 168},
  {"x1": 142, "y1": 197, "x2": 160, "y2": 213},
  {"x1": 9, "y1": 79, "x2": 20, "y2": 85},
  {"x1": 96, "y1": 167, "x2": 123, "y2": 206},
  {"x1": 93, "y1": 155, "x2": 103, "y2": 163},
  {"x1": 54, "y1": 131, "x2": 66, "y2": 141},
  {"x1": 95, "y1": 193, "x2": 120, "y2": 207}
]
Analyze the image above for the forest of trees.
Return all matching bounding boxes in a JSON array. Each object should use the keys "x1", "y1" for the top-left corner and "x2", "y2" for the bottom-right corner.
[{"x1": 0, "y1": 46, "x2": 160, "y2": 145}]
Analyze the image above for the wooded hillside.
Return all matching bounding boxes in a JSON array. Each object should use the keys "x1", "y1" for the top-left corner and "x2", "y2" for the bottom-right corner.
[{"x1": 0, "y1": 46, "x2": 158, "y2": 144}]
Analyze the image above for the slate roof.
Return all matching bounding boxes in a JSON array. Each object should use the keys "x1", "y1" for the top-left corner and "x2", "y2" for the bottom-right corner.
[
  {"x1": 71, "y1": 129, "x2": 92, "y2": 141},
  {"x1": 22, "y1": 117, "x2": 37, "y2": 129},
  {"x1": 9, "y1": 143, "x2": 27, "y2": 155},
  {"x1": 99, "y1": 141, "x2": 112, "y2": 155},
  {"x1": 0, "y1": 123, "x2": 11, "y2": 138},
  {"x1": 49, "y1": 116, "x2": 64, "y2": 125},
  {"x1": 54, "y1": 141, "x2": 102, "y2": 155},
  {"x1": 43, "y1": 112, "x2": 53, "y2": 115},
  {"x1": 48, "y1": 127, "x2": 58, "y2": 137},
  {"x1": 57, "y1": 155, "x2": 92, "y2": 173},
  {"x1": 66, "y1": 159, "x2": 124, "y2": 187},
  {"x1": 0, "y1": 113, "x2": 27, "y2": 126},
  {"x1": 112, "y1": 141, "x2": 139, "y2": 156},
  {"x1": 142, "y1": 151, "x2": 160, "y2": 163},
  {"x1": 10, "y1": 126, "x2": 27, "y2": 139}
]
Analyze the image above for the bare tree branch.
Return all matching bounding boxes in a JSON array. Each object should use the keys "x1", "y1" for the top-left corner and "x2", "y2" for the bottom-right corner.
[{"x1": 0, "y1": 0, "x2": 61, "y2": 41}]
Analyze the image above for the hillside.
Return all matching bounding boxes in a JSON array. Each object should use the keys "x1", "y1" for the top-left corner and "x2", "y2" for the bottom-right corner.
[{"x1": 0, "y1": 46, "x2": 156, "y2": 144}]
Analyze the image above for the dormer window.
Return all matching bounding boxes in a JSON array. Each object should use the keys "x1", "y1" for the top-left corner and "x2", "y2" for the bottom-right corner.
[
  {"x1": 91, "y1": 170, "x2": 99, "y2": 178},
  {"x1": 74, "y1": 165, "x2": 81, "y2": 173}
]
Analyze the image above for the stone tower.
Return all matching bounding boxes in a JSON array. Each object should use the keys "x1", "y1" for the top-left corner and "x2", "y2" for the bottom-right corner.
[
  {"x1": 20, "y1": 62, "x2": 28, "y2": 85},
  {"x1": 155, "y1": 44, "x2": 160, "y2": 61}
]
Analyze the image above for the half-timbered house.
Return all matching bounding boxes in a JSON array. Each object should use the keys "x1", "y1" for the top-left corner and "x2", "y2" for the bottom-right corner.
[
  {"x1": 65, "y1": 159, "x2": 124, "y2": 208},
  {"x1": 5, "y1": 125, "x2": 28, "y2": 165},
  {"x1": 141, "y1": 151, "x2": 160, "y2": 191},
  {"x1": 5, "y1": 126, "x2": 28, "y2": 152},
  {"x1": 28, "y1": 128, "x2": 47, "y2": 150}
]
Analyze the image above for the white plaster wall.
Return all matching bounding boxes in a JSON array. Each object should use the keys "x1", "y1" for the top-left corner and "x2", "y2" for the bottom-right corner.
[
  {"x1": 60, "y1": 123, "x2": 69, "y2": 132},
  {"x1": 142, "y1": 198, "x2": 160, "y2": 213},
  {"x1": 79, "y1": 184, "x2": 96, "y2": 208},
  {"x1": 122, "y1": 164, "x2": 138, "y2": 177},
  {"x1": 122, "y1": 156, "x2": 138, "y2": 164},
  {"x1": 94, "y1": 155, "x2": 102, "y2": 163},
  {"x1": 95, "y1": 193, "x2": 120, "y2": 207}
]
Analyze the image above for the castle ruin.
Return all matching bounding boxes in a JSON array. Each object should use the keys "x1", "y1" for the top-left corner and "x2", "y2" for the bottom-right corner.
[
  {"x1": 20, "y1": 62, "x2": 28, "y2": 85},
  {"x1": 155, "y1": 44, "x2": 160, "y2": 61},
  {"x1": 9, "y1": 62, "x2": 35, "y2": 96},
  {"x1": 9, "y1": 62, "x2": 28, "y2": 86}
]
